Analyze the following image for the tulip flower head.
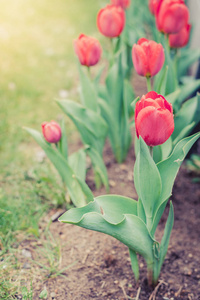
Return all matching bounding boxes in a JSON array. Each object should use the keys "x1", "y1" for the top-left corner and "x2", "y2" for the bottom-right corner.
[
  {"x1": 148, "y1": 0, "x2": 158, "y2": 14},
  {"x1": 135, "y1": 91, "x2": 174, "y2": 146},
  {"x1": 169, "y1": 23, "x2": 191, "y2": 48},
  {"x1": 132, "y1": 38, "x2": 165, "y2": 77},
  {"x1": 41, "y1": 121, "x2": 62, "y2": 144},
  {"x1": 111, "y1": 0, "x2": 130, "y2": 9},
  {"x1": 97, "y1": 4, "x2": 125, "y2": 38},
  {"x1": 74, "y1": 34, "x2": 102, "y2": 67},
  {"x1": 155, "y1": 0, "x2": 189, "y2": 34}
]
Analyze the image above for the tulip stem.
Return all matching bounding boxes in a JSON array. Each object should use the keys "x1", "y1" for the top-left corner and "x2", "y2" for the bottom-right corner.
[
  {"x1": 149, "y1": 146, "x2": 153, "y2": 158},
  {"x1": 146, "y1": 77, "x2": 152, "y2": 92}
]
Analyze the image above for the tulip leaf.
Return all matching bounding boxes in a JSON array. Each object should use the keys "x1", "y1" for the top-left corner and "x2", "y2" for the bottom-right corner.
[
  {"x1": 129, "y1": 248, "x2": 139, "y2": 281},
  {"x1": 159, "y1": 201, "x2": 174, "y2": 270},
  {"x1": 153, "y1": 65, "x2": 168, "y2": 95},
  {"x1": 24, "y1": 127, "x2": 93, "y2": 207},
  {"x1": 85, "y1": 147, "x2": 109, "y2": 192},
  {"x1": 134, "y1": 137, "x2": 162, "y2": 227},
  {"x1": 176, "y1": 79, "x2": 200, "y2": 108},
  {"x1": 157, "y1": 132, "x2": 200, "y2": 205},
  {"x1": 178, "y1": 48, "x2": 200, "y2": 77},
  {"x1": 137, "y1": 198, "x2": 146, "y2": 224},
  {"x1": 68, "y1": 149, "x2": 86, "y2": 182},
  {"x1": 59, "y1": 118, "x2": 68, "y2": 159},
  {"x1": 57, "y1": 99, "x2": 108, "y2": 155},
  {"x1": 153, "y1": 137, "x2": 173, "y2": 163},
  {"x1": 172, "y1": 94, "x2": 200, "y2": 143},
  {"x1": 59, "y1": 195, "x2": 155, "y2": 261},
  {"x1": 78, "y1": 62, "x2": 98, "y2": 112}
]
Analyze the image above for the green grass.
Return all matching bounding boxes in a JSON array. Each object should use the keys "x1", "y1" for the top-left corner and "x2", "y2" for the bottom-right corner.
[{"x1": 0, "y1": 0, "x2": 104, "y2": 297}]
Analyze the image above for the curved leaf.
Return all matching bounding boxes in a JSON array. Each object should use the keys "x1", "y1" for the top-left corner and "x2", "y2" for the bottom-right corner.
[
  {"x1": 24, "y1": 127, "x2": 93, "y2": 207},
  {"x1": 59, "y1": 196, "x2": 155, "y2": 261}
]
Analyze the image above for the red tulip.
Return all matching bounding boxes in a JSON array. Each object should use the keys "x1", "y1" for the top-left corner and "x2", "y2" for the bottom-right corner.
[
  {"x1": 169, "y1": 23, "x2": 191, "y2": 48},
  {"x1": 74, "y1": 34, "x2": 102, "y2": 67},
  {"x1": 42, "y1": 121, "x2": 62, "y2": 144},
  {"x1": 97, "y1": 5, "x2": 125, "y2": 38},
  {"x1": 111, "y1": 0, "x2": 130, "y2": 9},
  {"x1": 149, "y1": 0, "x2": 157, "y2": 14},
  {"x1": 135, "y1": 91, "x2": 174, "y2": 146},
  {"x1": 132, "y1": 38, "x2": 165, "y2": 77},
  {"x1": 155, "y1": 0, "x2": 189, "y2": 34}
]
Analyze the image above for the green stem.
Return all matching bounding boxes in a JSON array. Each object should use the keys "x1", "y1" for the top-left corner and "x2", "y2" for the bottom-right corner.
[
  {"x1": 149, "y1": 146, "x2": 153, "y2": 158},
  {"x1": 146, "y1": 76, "x2": 152, "y2": 92}
]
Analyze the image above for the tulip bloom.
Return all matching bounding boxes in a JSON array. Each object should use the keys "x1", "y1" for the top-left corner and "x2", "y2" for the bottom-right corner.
[
  {"x1": 155, "y1": 0, "x2": 189, "y2": 34},
  {"x1": 135, "y1": 91, "x2": 174, "y2": 146},
  {"x1": 169, "y1": 23, "x2": 191, "y2": 48},
  {"x1": 149, "y1": 0, "x2": 157, "y2": 14},
  {"x1": 97, "y1": 5, "x2": 125, "y2": 38},
  {"x1": 74, "y1": 34, "x2": 102, "y2": 67},
  {"x1": 42, "y1": 121, "x2": 62, "y2": 144},
  {"x1": 111, "y1": 0, "x2": 130, "y2": 9},
  {"x1": 132, "y1": 38, "x2": 165, "y2": 77}
]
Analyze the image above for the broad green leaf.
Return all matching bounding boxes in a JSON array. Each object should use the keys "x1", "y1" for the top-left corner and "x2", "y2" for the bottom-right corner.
[
  {"x1": 175, "y1": 80, "x2": 200, "y2": 108},
  {"x1": 153, "y1": 66, "x2": 168, "y2": 95},
  {"x1": 157, "y1": 132, "x2": 200, "y2": 204},
  {"x1": 172, "y1": 94, "x2": 200, "y2": 142},
  {"x1": 150, "y1": 197, "x2": 169, "y2": 237},
  {"x1": 159, "y1": 201, "x2": 174, "y2": 266},
  {"x1": 153, "y1": 137, "x2": 173, "y2": 163},
  {"x1": 68, "y1": 149, "x2": 86, "y2": 182},
  {"x1": 57, "y1": 99, "x2": 108, "y2": 155},
  {"x1": 129, "y1": 248, "x2": 139, "y2": 281},
  {"x1": 24, "y1": 127, "x2": 92, "y2": 207},
  {"x1": 178, "y1": 48, "x2": 200, "y2": 77},
  {"x1": 59, "y1": 196, "x2": 155, "y2": 261},
  {"x1": 85, "y1": 147, "x2": 109, "y2": 192},
  {"x1": 59, "y1": 118, "x2": 68, "y2": 159},
  {"x1": 105, "y1": 54, "x2": 124, "y2": 124},
  {"x1": 134, "y1": 138, "x2": 162, "y2": 225},
  {"x1": 78, "y1": 62, "x2": 98, "y2": 112},
  {"x1": 165, "y1": 89, "x2": 181, "y2": 109},
  {"x1": 137, "y1": 198, "x2": 146, "y2": 223}
]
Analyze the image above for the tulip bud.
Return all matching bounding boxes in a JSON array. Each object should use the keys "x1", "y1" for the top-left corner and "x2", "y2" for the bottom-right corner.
[
  {"x1": 74, "y1": 34, "x2": 102, "y2": 67},
  {"x1": 97, "y1": 5, "x2": 125, "y2": 38},
  {"x1": 155, "y1": 0, "x2": 189, "y2": 34},
  {"x1": 135, "y1": 91, "x2": 174, "y2": 146},
  {"x1": 132, "y1": 38, "x2": 165, "y2": 77},
  {"x1": 111, "y1": 0, "x2": 130, "y2": 9},
  {"x1": 148, "y1": 0, "x2": 157, "y2": 14},
  {"x1": 169, "y1": 23, "x2": 191, "y2": 48},
  {"x1": 41, "y1": 121, "x2": 62, "y2": 144}
]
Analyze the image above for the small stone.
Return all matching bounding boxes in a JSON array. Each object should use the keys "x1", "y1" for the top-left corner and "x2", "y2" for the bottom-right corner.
[
  {"x1": 21, "y1": 249, "x2": 32, "y2": 259},
  {"x1": 109, "y1": 180, "x2": 116, "y2": 187},
  {"x1": 140, "y1": 263, "x2": 144, "y2": 268},
  {"x1": 188, "y1": 253, "x2": 193, "y2": 258}
]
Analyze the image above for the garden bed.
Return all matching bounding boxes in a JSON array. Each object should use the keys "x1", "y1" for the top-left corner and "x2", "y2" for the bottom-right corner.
[{"x1": 19, "y1": 140, "x2": 200, "y2": 299}]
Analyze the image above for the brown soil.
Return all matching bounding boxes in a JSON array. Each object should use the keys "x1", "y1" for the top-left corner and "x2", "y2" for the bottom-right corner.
[{"x1": 18, "y1": 140, "x2": 200, "y2": 300}]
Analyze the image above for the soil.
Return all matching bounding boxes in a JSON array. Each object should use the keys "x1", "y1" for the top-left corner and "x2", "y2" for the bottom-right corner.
[{"x1": 18, "y1": 140, "x2": 200, "y2": 300}]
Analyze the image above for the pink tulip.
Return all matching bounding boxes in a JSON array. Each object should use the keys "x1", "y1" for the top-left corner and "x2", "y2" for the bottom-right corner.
[
  {"x1": 41, "y1": 121, "x2": 62, "y2": 143},
  {"x1": 111, "y1": 0, "x2": 130, "y2": 9},
  {"x1": 155, "y1": 0, "x2": 189, "y2": 34},
  {"x1": 132, "y1": 38, "x2": 165, "y2": 77},
  {"x1": 97, "y1": 5, "x2": 125, "y2": 38},
  {"x1": 74, "y1": 34, "x2": 102, "y2": 67},
  {"x1": 135, "y1": 91, "x2": 174, "y2": 146},
  {"x1": 169, "y1": 23, "x2": 191, "y2": 48}
]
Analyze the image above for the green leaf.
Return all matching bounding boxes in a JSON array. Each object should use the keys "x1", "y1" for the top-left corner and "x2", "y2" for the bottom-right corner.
[
  {"x1": 134, "y1": 137, "x2": 162, "y2": 226},
  {"x1": 24, "y1": 127, "x2": 92, "y2": 207},
  {"x1": 57, "y1": 99, "x2": 108, "y2": 155},
  {"x1": 39, "y1": 289, "x2": 48, "y2": 299},
  {"x1": 172, "y1": 94, "x2": 200, "y2": 143},
  {"x1": 175, "y1": 80, "x2": 200, "y2": 108},
  {"x1": 85, "y1": 147, "x2": 109, "y2": 192},
  {"x1": 59, "y1": 118, "x2": 68, "y2": 159},
  {"x1": 68, "y1": 149, "x2": 86, "y2": 182},
  {"x1": 159, "y1": 201, "x2": 174, "y2": 266},
  {"x1": 153, "y1": 66, "x2": 168, "y2": 95},
  {"x1": 129, "y1": 248, "x2": 139, "y2": 281},
  {"x1": 59, "y1": 195, "x2": 155, "y2": 261},
  {"x1": 153, "y1": 137, "x2": 173, "y2": 163},
  {"x1": 137, "y1": 198, "x2": 146, "y2": 224},
  {"x1": 165, "y1": 89, "x2": 181, "y2": 108},
  {"x1": 178, "y1": 48, "x2": 200, "y2": 77},
  {"x1": 124, "y1": 79, "x2": 135, "y2": 117},
  {"x1": 78, "y1": 62, "x2": 98, "y2": 112},
  {"x1": 157, "y1": 132, "x2": 200, "y2": 204}
]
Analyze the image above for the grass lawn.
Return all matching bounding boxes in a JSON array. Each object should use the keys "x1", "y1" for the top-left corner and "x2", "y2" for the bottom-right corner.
[{"x1": 0, "y1": 0, "x2": 104, "y2": 298}]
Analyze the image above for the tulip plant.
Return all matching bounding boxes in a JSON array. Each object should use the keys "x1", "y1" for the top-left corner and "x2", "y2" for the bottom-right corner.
[{"x1": 59, "y1": 91, "x2": 200, "y2": 285}]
